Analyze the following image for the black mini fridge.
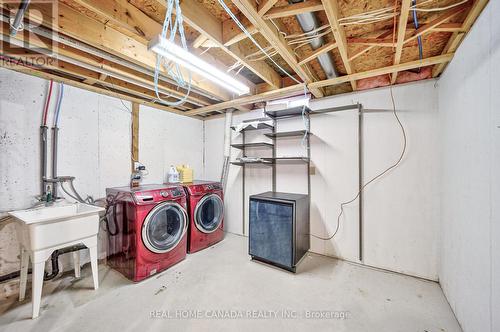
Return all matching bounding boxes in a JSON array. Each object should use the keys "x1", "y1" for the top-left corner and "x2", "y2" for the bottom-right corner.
[{"x1": 249, "y1": 192, "x2": 310, "y2": 272}]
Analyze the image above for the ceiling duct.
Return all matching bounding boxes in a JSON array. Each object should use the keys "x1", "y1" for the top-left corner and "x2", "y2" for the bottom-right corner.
[{"x1": 289, "y1": 0, "x2": 338, "y2": 79}]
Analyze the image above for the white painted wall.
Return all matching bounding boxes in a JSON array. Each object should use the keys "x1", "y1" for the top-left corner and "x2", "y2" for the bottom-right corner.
[
  {"x1": 0, "y1": 68, "x2": 203, "y2": 298},
  {"x1": 139, "y1": 105, "x2": 203, "y2": 184},
  {"x1": 437, "y1": 1, "x2": 499, "y2": 331},
  {"x1": 204, "y1": 80, "x2": 441, "y2": 281}
]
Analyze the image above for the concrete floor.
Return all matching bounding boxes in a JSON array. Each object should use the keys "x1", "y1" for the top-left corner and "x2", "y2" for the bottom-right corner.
[{"x1": 0, "y1": 233, "x2": 461, "y2": 332}]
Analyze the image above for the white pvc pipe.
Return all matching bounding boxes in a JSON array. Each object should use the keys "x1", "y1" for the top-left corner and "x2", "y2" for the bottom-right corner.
[
  {"x1": 221, "y1": 110, "x2": 233, "y2": 190},
  {"x1": 223, "y1": 110, "x2": 233, "y2": 158}
]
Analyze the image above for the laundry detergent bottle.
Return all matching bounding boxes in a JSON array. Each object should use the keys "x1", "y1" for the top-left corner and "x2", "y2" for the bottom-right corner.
[{"x1": 167, "y1": 165, "x2": 180, "y2": 183}]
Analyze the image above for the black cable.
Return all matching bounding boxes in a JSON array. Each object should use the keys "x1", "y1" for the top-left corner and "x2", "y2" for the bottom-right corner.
[
  {"x1": 311, "y1": 83, "x2": 407, "y2": 241},
  {"x1": 102, "y1": 194, "x2": 120, "y2": 236}
]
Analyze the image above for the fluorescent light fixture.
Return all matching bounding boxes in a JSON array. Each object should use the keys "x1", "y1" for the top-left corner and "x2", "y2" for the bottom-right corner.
[{"x1": 148, "y1": 35, "x2": 250, "y2": 96}]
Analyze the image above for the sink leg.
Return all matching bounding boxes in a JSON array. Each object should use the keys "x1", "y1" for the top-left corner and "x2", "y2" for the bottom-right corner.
[
  {"x1": 73, "y1": 251, "x2": 81, "y2": 278},
  {"x1": 88, "y1": 246, "x2": 98, "y2": 290},
  {"x1": 19, "y1": 248, "x2": 30, "y2": 301},
  {"x1": 31, "y1": 261, "x2": 45, "y2": 319}
]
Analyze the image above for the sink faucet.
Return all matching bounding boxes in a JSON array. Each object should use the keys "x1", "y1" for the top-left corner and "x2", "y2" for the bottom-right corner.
[{"x1": 37, "y1": 185, "x2": 54, "y2": 206}]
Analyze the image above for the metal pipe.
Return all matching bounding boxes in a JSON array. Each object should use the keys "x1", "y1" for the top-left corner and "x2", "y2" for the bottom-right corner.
[
  {"x1": 40, "y1": 126, "x2": 48, "y2": 196},
  {"x1": 51, "y1": 127, "x2": 59, "y2": 198},
  {"x1": 358, "y1": 104, "x2": 364, "y2": 262},
  {"x1": 289, "y1": 1, "x2": 338, "y2": 79},
  {"x1": 9, "y1": 0, "x2": 30, "y2": 36}
]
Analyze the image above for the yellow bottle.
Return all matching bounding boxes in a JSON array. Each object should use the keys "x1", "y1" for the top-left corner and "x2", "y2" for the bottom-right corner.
[{"x1": 176, "y1": 165, "x2": 193, "y2": 183}]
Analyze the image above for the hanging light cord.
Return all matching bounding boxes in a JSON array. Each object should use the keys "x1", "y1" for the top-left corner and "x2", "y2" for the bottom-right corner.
[{"x1": 153, "y1": 0, "x2": 192, "y2": 106}]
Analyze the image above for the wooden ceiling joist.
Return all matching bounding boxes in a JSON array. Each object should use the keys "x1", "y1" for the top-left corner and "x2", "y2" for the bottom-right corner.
[
  {"x1": 222, "y1": 15, "x2": 257, "y2": 47},
  {"x1": 230, "y1": 0, "x2": 324, "y2": 98},
  {"x1": 188, "y1": 53, "x2": 454, "y2": 116},
  {"x1": 309, "y1": 53, "x2": 454, "y2": 89},
  {"x1": 298, "y1": 41, "x2": 337, "y2": 66},
  {"x1": 28, "y1": 2, "x2": 232, "y2": 101},
  {"x1": 0, "y1": 22, "x2": 213, "y2": 108},
  {"x1": 321, "y1": 0, "x2": 357, "y2": 91},
  {"x1": 0, "y1": 0, "x2": 488, "y2": 117},
  {"x1": 186, "y1": 84, "x2": 306, "y2": 116},
  {"x1": 0, "y1": 60, "x2": 195, "y2": 116},
  {"x1": 258, "y1": 0, "x2": 279, "y2": 16},
  {"x1": 390, "y1": 0, "x2": 412, "y2": 84},
  {"x1": 149, "y1": 0, "x2": 281, "y2": 90},
  {"x1": 262, "y1": 0, "x2": 324, "y2": 20},
  {"x1": 403, "y1": 2, "x2": 471, "y2": 45}
]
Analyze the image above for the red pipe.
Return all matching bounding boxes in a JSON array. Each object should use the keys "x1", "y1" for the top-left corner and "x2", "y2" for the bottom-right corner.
[{"x1": 42, "y1": 80, "x2": 53, "y2": 126}]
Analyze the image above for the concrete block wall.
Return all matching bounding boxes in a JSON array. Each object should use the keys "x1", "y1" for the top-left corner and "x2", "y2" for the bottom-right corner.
[{"x1": 0, "y1": 68, "x2": 203, "y2": 299}]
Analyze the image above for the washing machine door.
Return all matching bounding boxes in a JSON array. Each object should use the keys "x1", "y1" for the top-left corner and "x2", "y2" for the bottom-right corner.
[
  {"x1": 194, "y1": 194, "x2": 224, "y2": 233},
  {"x1": 142, "y1": 201, "x2": 188, "y2": 254}
]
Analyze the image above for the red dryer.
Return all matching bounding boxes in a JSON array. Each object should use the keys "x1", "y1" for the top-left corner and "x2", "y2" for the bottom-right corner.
[
  {"x1": 183, "y1": 181, "x2": 225, "y2": 253},
  {"x1": 105, "y1": 184, "x2": 188, "y2": 282}
]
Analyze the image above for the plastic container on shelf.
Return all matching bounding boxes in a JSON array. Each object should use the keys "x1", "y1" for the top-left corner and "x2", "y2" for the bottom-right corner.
[{"x1": 167, "y1": 165, "x2": 180, "y2": 183}]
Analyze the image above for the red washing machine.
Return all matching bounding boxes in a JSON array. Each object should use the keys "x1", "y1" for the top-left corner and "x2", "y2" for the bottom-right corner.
[
  {"x1": 105, "y1": 184, "x2": 188, "y2": 282},
  {"x1": 182, "y1": 181, "x2": 225, "y2": 253}
]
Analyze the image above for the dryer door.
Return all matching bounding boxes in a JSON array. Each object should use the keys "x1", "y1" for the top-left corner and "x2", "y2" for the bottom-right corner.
[
  {"x1": 142, "y1": 201, "x2": 188, "y2": 253},
  {"x1": 194, "y1": 194, "x2": 224, "y2": 233}
]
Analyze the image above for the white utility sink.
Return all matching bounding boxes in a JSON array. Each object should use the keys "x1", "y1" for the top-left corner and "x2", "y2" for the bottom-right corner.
[
  {"x1": 9, "y1": 202, "x2": 104, "y2": 319},
  {"x1": 10, "y1": 202, "x2": 103, "y2": 225}
]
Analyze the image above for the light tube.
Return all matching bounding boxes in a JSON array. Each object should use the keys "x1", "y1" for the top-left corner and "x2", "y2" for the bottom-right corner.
[{"x1": 148, "y1": 35, "x2": 250, "y2": 96}]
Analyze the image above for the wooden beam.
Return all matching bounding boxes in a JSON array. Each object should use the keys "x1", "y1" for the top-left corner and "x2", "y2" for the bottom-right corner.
[
  {"x1": 263, "y1": 0, "x2": 324, "y2": 20},
  {"x1": 186, "y1": 84, "x2": 306, "y2": 116},
  {"x1": 192, "y1": 34, "x2": 208, "y2": 48},
  {"x1": 230, "y1": 0, "x2": 324, "y2": 98},
  {"x1": 2, "y1": 51, "x2": 194, "y2": 113},
  {"x1": 404, "y1": 2, "x2": 471, "y2": 44},
  {"x1": 222, "y1": 15, "x2": 257, "y2": 46},
  {"x1": 432, "y1": 0, "x2": 488, "y2": 77},
  {"x1": 131, "y1": 102, "x2": 139, "y2": 171},
  {"x1": 430, "y1": 23, "x2": 465, "y2": 32},
  {"x1": 72, "y1": 0, "x2": 159, "y2": 40},
  {"x1": 348, "y1": 30, "x2": 393, "y2": 61},
  {"x1": 27, "y1": 2, "x2": 232, "y2": 101},
  {"x1": 258, "y1": 0, "x2": 279, "y2": 16},
  {"x1": 321, "y1": 0, "x2": 357, "y2": 90},
  {"x1": 391, "y1": 0, "x2": 412, "y2": 84},
  {"x1": 309, "y1": 53, "x2": 454, "y2": 89},
  {"x1": 0, "y1": 22, "x2": 212, "y2": 107},
  {"x1": 347, "y1": 38, "x2": 394, "y2": 47},
  {"x1": 72, "y1": 0, "x2": 259, "y2": 92},
  {"x1": 152, "y1": 0, "x2": 282, "y2": 90},
  {"x1": 0, "y1": 61, "x2": 199, "y2": 117},
  {"x1": 298, "y1": 41, "x2": 337, "y2": 66}
]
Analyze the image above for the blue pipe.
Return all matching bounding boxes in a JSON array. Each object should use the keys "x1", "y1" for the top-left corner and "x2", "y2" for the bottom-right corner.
[{"x1": 411, "y1": 0, "x2": 424, "y2": 71}]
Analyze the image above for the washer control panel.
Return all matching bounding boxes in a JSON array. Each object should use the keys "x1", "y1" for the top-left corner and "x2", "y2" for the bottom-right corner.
[
  {"x1": 204, "y1": 183, "x2": 222, "y2": 191},
  {"x1": 170, "y1": 187, "x2": 184, "y2": 197}
]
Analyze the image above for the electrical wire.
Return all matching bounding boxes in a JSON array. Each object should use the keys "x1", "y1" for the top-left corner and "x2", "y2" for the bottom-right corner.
[
  {"x1": 410, "y1": 0, "x2": 468, "y2": 11},
  {"x1": 54, "y1": 83, "x2": 64, "y2": 127},
  {"x1": 42, "y1": 80, "x2": 53, "y2": 126},
  {"x1": 311, "y1": 81, "x2": 407, "y2": 241},
  {"x1": 153, "y1": 0, "x2": 192, "y2": 106},
  {"x1": 412, "y1": 0, "x2": 424, "y2": 68},
  {"x1": 217, "y1": 0, "x2": 303, "y2": 87}
]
